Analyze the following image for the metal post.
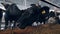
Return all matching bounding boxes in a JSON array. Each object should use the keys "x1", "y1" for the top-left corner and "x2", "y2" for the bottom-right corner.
[
  {"x1": 24, "y1": 0, "x2": 27, "y2": 7},
  {"x1": 3, "y1": 0, "x2": 5, "y2": 3}
]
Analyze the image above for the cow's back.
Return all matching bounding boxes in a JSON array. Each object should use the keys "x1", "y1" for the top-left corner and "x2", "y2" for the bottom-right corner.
[{"x1": 6, "y1": 4, "x2": 21, "y2": 16}]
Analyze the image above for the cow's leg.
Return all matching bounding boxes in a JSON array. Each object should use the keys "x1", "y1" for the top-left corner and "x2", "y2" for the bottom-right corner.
[
  {"x1": 5, "y1": 20, "x2": 8, "y2": 29},
  {"x1": 39, "y1": 20, "x2": 43, "y2": 25},
  {"x1": 0, "y1": 19, "x2": 1, "y2": 30},
  {"x1": 9, "y1": 20, "x2": 12, "y2": 29},
  {"x1": 4, "y1": 14, "x2": 9, "y2": 29},
  {"x1": 12, "y1": 21, "x2": 16, "y2": 29},
  {"x1": 0, "y1": 15, "x2": 2, "y2": 30},
  {"x1": 43, "y1": 19, "x2": 45, "y2": 24},
  {"x1": 42, "y1": 19, "x2": 46, "y2": 24},
  {"x1": 44, "y1": 21, "x2": 45, "y2": 24},
  {"x1": 18, "y1": 22, "x2": 27, "y2": 29}
]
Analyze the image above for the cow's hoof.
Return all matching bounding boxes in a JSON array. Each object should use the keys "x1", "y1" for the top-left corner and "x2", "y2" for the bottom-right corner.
[
  {"x1": 19, "y1": 26, "x2": 26, "y2": 29},
  {"x1": 17, "y1": 23, "x2": 27, "y2": 29},
  {"x1": 18, "y1": 25, "x2": 27, "y2": 29}
]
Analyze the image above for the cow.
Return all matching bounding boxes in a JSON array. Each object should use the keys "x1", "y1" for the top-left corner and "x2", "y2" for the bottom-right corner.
[
  {"x1": 17, "y1": 4, "x2": 41, "y2": 29},
  {"x1": 0, "y1": 3, "x2": 6, "y2": 30},
  {"x1": 2, "y1": 3, "x2": 23, "y2": 29},
  {"x1": 39, "y1": 6, "x2": 50, "y2": 24},
  {"x1": 0, "y1": 9, "x2": 3, "y2": 30},
  {"x1": 47, "y1": 11, "x2": 60, "y2": 24}
]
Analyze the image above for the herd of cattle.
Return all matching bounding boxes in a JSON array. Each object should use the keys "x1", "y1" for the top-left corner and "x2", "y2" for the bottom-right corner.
[{"x1": 0, "y1": 3, "x2": 60, "y2": 30}]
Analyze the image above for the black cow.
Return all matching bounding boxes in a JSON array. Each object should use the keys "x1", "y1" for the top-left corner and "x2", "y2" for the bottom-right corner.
[
  {"x1": 39, "y1": 6, "x2": 50, "y2": 24},
  {"x1": 17, "y1": 5, "x2": 50, "y2": 29},
  {"x1": 17, "y1": 4, "x2": 41, "y2": 29},
  {"x1": 3, "y1": 3, "x2": 23, "y2": 29}
]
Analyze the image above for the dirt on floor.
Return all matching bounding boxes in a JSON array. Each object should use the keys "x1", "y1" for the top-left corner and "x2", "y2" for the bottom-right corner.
[{"x1": 0, "y1": 24, "x2": 60, "y2": 34}]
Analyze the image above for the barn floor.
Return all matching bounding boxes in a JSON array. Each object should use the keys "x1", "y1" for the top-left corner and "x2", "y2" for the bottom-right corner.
[{"x1": 0, "y1": 24, "x2": 60, "y2": 34}]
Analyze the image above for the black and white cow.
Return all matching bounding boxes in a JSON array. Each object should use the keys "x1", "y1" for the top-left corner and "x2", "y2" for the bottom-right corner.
[
  {"x1": 0, "y1": 3, "x2": 6, "y2": 30},
  {"x1": 48, "y1": 11, "x2": 60, "y2": 24}
]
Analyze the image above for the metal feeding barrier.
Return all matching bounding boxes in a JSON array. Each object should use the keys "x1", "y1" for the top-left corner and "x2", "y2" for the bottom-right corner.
[{"x1": 40, "y1": 0, "x2": 60, "y2": 9}]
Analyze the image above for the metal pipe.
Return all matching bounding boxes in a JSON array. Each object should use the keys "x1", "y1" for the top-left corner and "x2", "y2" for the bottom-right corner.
[{"x1": 40, "y1": 0, "x2": 60, "y2": 9}]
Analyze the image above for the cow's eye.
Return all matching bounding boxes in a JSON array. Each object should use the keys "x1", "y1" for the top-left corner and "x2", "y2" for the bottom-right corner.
[{"x1": 42, "y1": 10, "x2": 46, "y2": 14}]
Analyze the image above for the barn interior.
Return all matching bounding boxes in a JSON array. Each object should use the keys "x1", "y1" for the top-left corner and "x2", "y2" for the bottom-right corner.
[{"x1": 0, "y1": 0, "x2": 60, "y2": 34}]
